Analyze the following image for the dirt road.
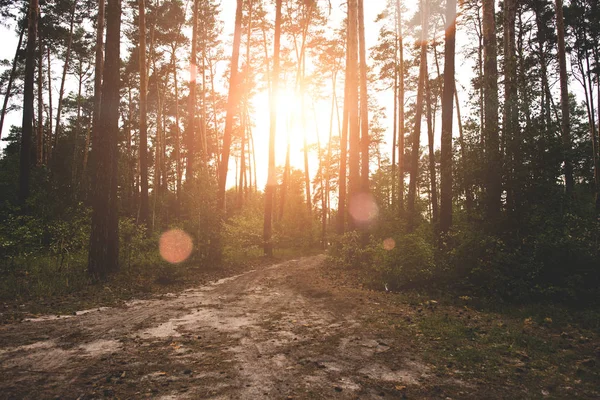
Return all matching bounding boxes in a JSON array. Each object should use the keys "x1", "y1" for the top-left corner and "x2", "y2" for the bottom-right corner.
[{"x1": 0, "y1": 256, "x2": 440, "y2": 399}]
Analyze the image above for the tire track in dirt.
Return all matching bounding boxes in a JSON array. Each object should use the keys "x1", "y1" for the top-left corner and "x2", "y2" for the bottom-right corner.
[{"x1": 0, "y1": 256, "x2": 431, "y2": 399}]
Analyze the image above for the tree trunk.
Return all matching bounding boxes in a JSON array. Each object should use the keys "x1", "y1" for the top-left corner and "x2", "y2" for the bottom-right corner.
[
  {"x1": 173, "y1": 49, "x2": 182, "y2": 206},
  {"x1": 18, "y1": 0, "x2": 38, "y2": 205},
  {"x1": 358, "y1": 0, "x2": 369, "y2": 191},
  {"x1": 36, "y1": 31, "x2": 44, "y2": 166},
  {"x1": 88, "y1": 0, "x2": 120, "y2": 279},
  {"x1": 53, "y1": 0, "x2": 76, "y2": 155},
  {"x1": 264, "y1": 0, "x2": 282, "y2": 257},
  {"x1": 392, "y1": 23, "x2": 398, "y2": 209},
  {"x1": 555, "y1": 0, "x2": 574, "y2": 196},
  {"x1": 138, "y1": 0, "x2": 149, "y2": 225},
  {"x1": 347, "y1": 0, "x2": 360, "y2": 229},
  {"x1": 0, "y1": 25, "x2": 25, "y2": 141},
  {"x1": 455, "y1": 82, "x2": 471, "y2": 212},
  {"x1": 217, "y1": 0, "x2": 244, "y2": 213},
  {"x1": 45, "y1": 47, "x2": 53, "y2": 163},
  {"x1": 302, "y1": 76, "x2": 312, "y2": 213},
  {"x1": 337, "y1": 34, "x2": 350, "y2": 234},
  {"x1": 483, "y1": 0, "x2": 501, "y2": 223},
  {"x1": 440, "y1": 0, "x2": 456, "y2": 233},
  {"x1": 88, "y1": 0, "x2": 104, "y2": 171},
  {"x1": 186, "y1": 0, "x2": 198, "y2": 183},
  {"x1": 425, "y1": 56, "x2": 438, "y2": 232},
  {"x1": 396, "y1": 0, "x2": 405, "y2": 214},
  {"x1": 407, "y1": 0, "x2": 427, "y2": 226},
  {"x1": 503, "y1": 0, "x2": 518, "y2": 216}
]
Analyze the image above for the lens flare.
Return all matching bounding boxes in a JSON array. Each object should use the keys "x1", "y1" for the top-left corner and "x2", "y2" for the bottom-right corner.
[
  {"x1": 348, "y1": 192, "x2": 379, "y2": 227},
  {"x1": 159, "y1": 229, "x2": 193, "y2": 264},
  {"x1": 383, "y1": 238, "x2": 396, "y2": 251}
]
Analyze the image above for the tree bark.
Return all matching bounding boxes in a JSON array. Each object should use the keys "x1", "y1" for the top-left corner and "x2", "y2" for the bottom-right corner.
[
  {"x1": 358, "y1": 0, "x2": 369, "y2": 191},
  {"x1": 264, "y1": 0, "x2": 282, "y2": 257},
  {"x1": 483, "y1": 0, "x2": 501, "y2": 223},
  {"x1": 503, "y1": 0, "x2": 518, "y2": 215},
  {"x1": 18, "y1": 0, "x2": 38, "y2": 205},
  {"x1": 555, "y1": 0, "x2": 574, "y2": 197},
  {"x1": 407, "y1": 0, "x2": 427, "y2": 226},
  {"x1": 425, "y1": 55, "x2": 438, "y2": 231},
  {"x1": 138, "y1": 0, "x2": 149, "y2": 225},
  {"x1": 440, "y1": 0, "x2": 456, "y2": 233},
  {"x1": 36, "y1": 30, "x2": 44, "y2": 166},
  {"x1": 87, "y1": 0, "x2": 104, "y2": 171},
  {"x1": 337, "y1": 29, "x2": 350, "y2": 234},
  {"x1": 88, "y1": 0, "x2": 120, "y2": 279},
  {"x1": 347, "y1": 0, "x2": 360, "y2": 229},
  {"x1": 217, "y1": 0, "x2": 244, "y2": 213},
  {"x1": 396, "y1": 0, "x2": 405, "y2": 214}
]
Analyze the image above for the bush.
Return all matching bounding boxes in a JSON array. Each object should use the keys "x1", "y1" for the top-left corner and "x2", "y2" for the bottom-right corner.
[
  {"x1": 327, "y1": 231, "x2": 378, "y2": 270},
  {"x1": 328, "y1": 231, "x2": 435, "y2": 290},
  {"x1": 377, "y1": 234, "x2": 436, "y2": 290}
]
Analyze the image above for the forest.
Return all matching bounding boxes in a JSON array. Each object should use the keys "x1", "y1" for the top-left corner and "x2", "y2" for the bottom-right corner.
[{"x1": 0, "y1": 0, "x2": 599, "y2": 398}]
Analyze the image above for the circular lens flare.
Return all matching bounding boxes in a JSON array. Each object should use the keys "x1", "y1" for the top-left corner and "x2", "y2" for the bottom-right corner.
[
  {"x1": 383, "y1": 238, "x2": 396, "y2": 251},
  {"x1": 159, "y1": 229, "x2": 193, "y2": 264},
  {"x1": 348, "y1": 192, "x2": 379, "y2": 227}
]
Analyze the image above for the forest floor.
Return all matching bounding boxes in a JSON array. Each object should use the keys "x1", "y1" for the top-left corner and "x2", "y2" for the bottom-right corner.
[{"x1": 0, "y1": 255, "x2": 598, "y2": 399}]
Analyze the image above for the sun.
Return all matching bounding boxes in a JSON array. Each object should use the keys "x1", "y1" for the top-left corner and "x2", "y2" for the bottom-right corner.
[{"x1": 248, "y1": 86, "x2": 338, "y2": 190}]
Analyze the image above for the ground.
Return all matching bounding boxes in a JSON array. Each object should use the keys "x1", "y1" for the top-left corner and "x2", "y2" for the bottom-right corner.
[{"x1": 0, "y1": 256, "x2": 598, "y2": 399}]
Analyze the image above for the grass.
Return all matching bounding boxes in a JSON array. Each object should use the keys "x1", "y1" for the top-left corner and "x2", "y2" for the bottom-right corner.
[{"x1": 321, "y1": 261, "x2": 600, "y2": 399}]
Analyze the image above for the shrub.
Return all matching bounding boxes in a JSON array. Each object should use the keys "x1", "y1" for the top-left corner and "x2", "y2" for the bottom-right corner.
[{"x1": 377, "y1": 233, "x2": 436, "y2": 290}]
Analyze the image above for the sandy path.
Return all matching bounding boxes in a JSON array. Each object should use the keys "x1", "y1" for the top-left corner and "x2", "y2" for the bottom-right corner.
[{"x1": 0, "y1": 256, "x2": 429, "y2": 399}]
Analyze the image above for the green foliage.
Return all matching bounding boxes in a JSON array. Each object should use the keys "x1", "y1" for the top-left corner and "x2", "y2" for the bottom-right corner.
[
  {"x1": 223, "y1": 207, "x2": 264, "y2": 262},
  {"x1": 328, "y1": 230, "x2": 436, "y2": 290},
  {"x1": 377, "y1": 234, "x2": 436, "y2": 290},
  {"x1": 327, "y1": 231, "x2": 378, "y2": 270}
]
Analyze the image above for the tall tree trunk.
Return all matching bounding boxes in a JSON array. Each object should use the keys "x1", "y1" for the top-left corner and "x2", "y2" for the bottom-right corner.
[
  {"x1": 396, "y1": 0, "x2": 405, "y2": 214},
  {"x1": 347, "y1": 0, "x2": 360, "y2": 229},
  {"x1": 407, "y1": 0, "x2": 427, "y2": 226},
  {"x1": 217, "y1": 0, "x2": 244, "y2": 213},
  {"x1": 483, "y1": 0, "x2": 501, "y2": 223},
  {"x1": 503, "y1": 0, "x2": 518, "y2": 216},
  {"x1": 239, "y1": 1, "x2": 254, "y2": 208},
  {"x1": 45, "y1": 47, "x2": 53, "y2": 163},
  {"x1": 88, "y1": 0, "x2": 104, "y2": 171},
  {"x1": 323, "y1": 75, "x2": 336, "y2": 247},
  {"x1": 392, "y1": 22, "x2": 398, "y2": 209},
  {"x1": 440, "y1": 0, "x2": 456, "y2": 233},
  {"x1": 53, "y1": 0, "x2": 76, "y2": 155},
  {"x1": 264, "y1": 0, "x2": 282, "y2": 257},
  {"x1": 88, "y1": 0, "x2": 120, "y2": 279},
  {"x1": 19, "y1": 0, "x2": 38, "y2": 205},
  {"x1": 425, "y1": 57, "x2": 438, "y2": 231},
  {"x1": 337, "y1": 34, "x2": 350, "y2": 234},
  {"x1": 358, "y1": 0, "x2": 369, "y2": 191},
  {"x1": 37, "y1": 32, "x2": 44, "y2": 166},
  {"x1": 279, "y1": 132, "x2": 290, "y2": 220},
  {"x1": 555, "y1": 0, "x2": 574, "y2": 196},
  {"x1": 138, "y1": 0, "x2": 149, "y2": 225},
  {"x1": 0, "y1": 25, "x2": 25, "y2": 141},
  {"x1": 238, "y1": 107, "x2": 247, "y2": 208},
  {"x1": 455, "y1": 82, "x2": 471, "y2": 212},
  {"x1": 173, "y1": 51, "x2": 182, "y2": 206},
  {"x1": 186, "y1": 0, "x2": 198, "y2": 183},
  {"x1": 302, "y1": 70, "x2": 312, "y2": 213}
]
